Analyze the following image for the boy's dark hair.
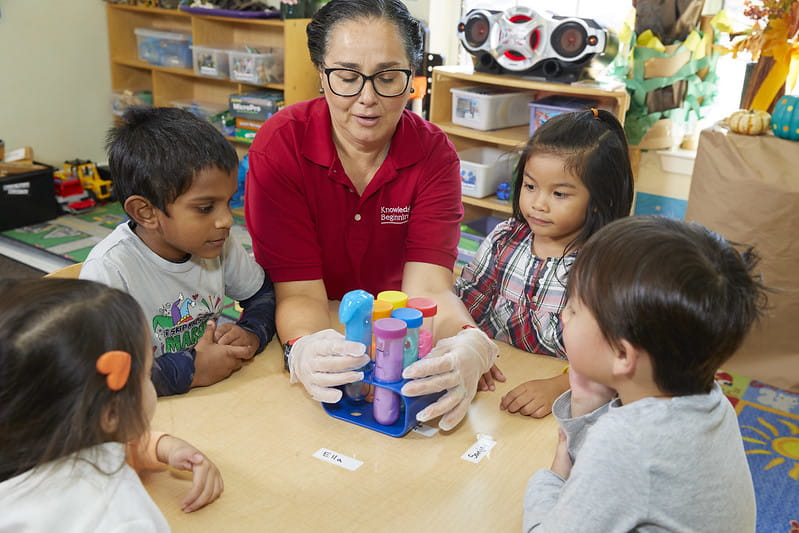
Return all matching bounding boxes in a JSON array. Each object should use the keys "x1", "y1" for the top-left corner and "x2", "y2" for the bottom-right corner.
[
  {"x1": 307, "y1": 0, "x2": 424, "y2": 70},
  {"x1": 106, "y1": 106, "x2": 238, "y2": 215},
  {"x1": 0, "y1": 278, "x2": 150, "y2": 481},
  {"x1": 511, "y1": 109, "x2": 634, "y2": 255},
  {"x1": 568, "y1": 216, "x2": 768, "y2": 395}
]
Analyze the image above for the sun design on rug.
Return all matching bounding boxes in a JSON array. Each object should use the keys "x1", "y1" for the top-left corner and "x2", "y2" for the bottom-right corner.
[{"x1": 742, "y1": 417, "x2": 799, "y2": 480}]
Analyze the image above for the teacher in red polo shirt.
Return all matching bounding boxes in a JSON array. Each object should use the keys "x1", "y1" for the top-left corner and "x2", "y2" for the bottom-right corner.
[{"x1": 245, "y1": 0, "x2": 503, "y2": 431}]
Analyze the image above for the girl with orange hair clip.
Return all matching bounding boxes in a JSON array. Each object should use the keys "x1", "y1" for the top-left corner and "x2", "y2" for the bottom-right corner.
[{"x1": 0, "y1": 278, "x2": 223, "y2": 530}]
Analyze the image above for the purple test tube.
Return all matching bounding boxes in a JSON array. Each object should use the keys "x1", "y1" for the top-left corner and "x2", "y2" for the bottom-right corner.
[{"x1": 372, "y1": 317, "x2": 407, "y2": 425}]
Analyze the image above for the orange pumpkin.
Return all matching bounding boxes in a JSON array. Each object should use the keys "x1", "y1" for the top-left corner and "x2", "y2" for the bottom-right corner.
[{"x1": 727, "y1": 109, "x2": 771, "y2": 135}]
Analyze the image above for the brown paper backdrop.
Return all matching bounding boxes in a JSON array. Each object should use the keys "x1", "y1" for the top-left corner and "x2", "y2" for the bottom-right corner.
[{"x1": 686, "y1": 127, "x2": 799, "y2": 392}]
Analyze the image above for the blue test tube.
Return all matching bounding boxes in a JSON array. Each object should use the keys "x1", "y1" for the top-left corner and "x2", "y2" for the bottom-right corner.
[
  {"x1": 339, "y1": 289, "x2": 373, "y2": 402},
  {"x1": 391, "y1": 307, "x2": 423, "y2": 368}
]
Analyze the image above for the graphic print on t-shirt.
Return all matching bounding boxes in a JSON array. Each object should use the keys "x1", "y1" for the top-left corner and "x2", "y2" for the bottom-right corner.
[{"x1": 150, "y1": 292, "x2": 223, "y2": 356}]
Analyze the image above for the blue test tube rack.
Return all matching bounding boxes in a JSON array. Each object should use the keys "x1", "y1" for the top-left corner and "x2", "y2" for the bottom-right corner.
[{"x1": 321, "y1": 361, "x2": 443, "y2": 437}]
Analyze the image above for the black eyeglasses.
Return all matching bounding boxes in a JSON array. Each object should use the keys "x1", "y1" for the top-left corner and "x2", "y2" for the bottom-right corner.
[{"x1": 324, "y1": 67, "x2": 412, "y2": 97}]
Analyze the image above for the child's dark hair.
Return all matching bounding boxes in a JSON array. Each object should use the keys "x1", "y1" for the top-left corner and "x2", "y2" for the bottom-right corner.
[
  {"x1": 568, "y1": 216, "x2": 768, "y2": 395},
  {"x1": 106, "y1": 106, "x2": 239, "y2": 215},
  {"x1": 0, "y1": 279, "x2": 150, "y2": 481},
  {"x1": 307, "y1": 0, "x2": 424, "y2": 70},
  {"x1": 511, "y1": 109, "x2": 634, "y2": 254}
]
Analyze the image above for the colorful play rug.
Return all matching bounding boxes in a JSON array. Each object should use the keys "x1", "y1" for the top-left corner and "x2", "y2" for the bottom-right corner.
[
  {"x1": 716, "y1": 370, "x2": 799, "y2": 532},
  {"x1": 1, "y1": 202, "x2": 251, "y2": 320}
]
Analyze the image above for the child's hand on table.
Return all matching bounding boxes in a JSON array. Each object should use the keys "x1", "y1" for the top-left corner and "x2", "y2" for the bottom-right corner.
[
  {"x1": 192, "y1": 321, "x2": 251, "y2": 387},
  {"x1": 477, "y1": 363, "x2": 507, "y2": 391},
  {"x1": 156, "y1": 435, "x2": 224, "y2": 512},
  {"x1": 214, "y1": 322, "x2": 259, "y2": 359},
  {"x1": 499, "y1": 373, "x2": 569, "y2": 418}
]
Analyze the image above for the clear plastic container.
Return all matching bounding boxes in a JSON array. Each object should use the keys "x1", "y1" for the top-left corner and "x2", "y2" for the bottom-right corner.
[
  {"x1": 170, "y1": 99, "x2": 229, "y2": 131},
  {"x1": 339, "y1": 289, "x2": 374, "y2": 403},
  {"x1": 111, "y1": 89, "x2": 153, "y2": 117},
  {"x1": 134, "y1": 27, "x2": 192, "y2": 68},
  {"x1": 191, "y1": 44, "x2": 233, "y2": 79},
  {"x1": 458, "y1": 146, "x2": 515, "y2": 198},
  {"x1": 450, "y1": 86, "x2": 535, "y2": 131},
  {"x1": 229, "y1": 46, "x2": 284, "y2": 84},
  {"x1": 372, "y1": 317, "x2": 407, "y2": 425},
  {"x1": 407, "y1": 297, "x2": 437, "y2": 358},
  {"x1": 391, "y1": 307, "x2": 423, "y2": 368}
]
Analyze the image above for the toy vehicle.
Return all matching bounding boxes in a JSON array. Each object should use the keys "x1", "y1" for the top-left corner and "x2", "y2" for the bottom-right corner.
[
  {"x1": 64, "y1": 159, "x2": 113, "y2": 202},
  {"x1": 53, "y1": 170, "x2": 96, "y2": 214}
]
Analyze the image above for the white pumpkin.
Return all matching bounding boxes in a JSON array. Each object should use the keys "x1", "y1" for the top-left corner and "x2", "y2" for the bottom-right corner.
[{"x1": 727, "y1": 109, "x2": 771, "y2": 135}]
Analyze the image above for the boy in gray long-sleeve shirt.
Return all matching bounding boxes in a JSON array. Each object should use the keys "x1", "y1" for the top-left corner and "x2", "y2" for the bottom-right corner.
[{"x1": 523, "y1": 216, "x2": 767, "y2": 532}]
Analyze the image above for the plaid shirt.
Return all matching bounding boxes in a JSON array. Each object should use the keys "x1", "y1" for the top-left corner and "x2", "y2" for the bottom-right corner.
[{"x1": 455, "y1": 219, "x2": 574, "y2": 358}]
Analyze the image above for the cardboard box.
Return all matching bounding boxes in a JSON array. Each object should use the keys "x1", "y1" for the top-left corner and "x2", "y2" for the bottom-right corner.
[
  {"x1": 235, "y1": 117, "x2": 264, "y2": 131},
  {"x1": 228, "y1": 91, "x2": 284, "y2": 121},
  {"x1": 233, "y1": 128, "x2": 258, "y2": 143},
  {"x1": 0, "y1": 163, "x2": 61, "y2": 231}
]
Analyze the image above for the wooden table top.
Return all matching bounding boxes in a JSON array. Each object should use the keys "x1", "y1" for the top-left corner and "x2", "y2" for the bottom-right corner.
[{"x1": 145, "y1": 319, "x2": 564, "y2": 532}]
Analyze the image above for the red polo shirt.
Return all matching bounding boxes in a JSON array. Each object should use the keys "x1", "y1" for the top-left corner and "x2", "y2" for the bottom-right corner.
[{"x1": 245, "y1": 97, "x2": 463, "y2": 301}]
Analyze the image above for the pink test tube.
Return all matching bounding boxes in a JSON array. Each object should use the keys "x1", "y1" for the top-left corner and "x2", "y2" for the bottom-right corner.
[
  {"x1": 407, "y1": 297, "x2": 437, "y2": 358},
  {"x1": 372, "y1": 317, "x2": 406, "y2": 425}
]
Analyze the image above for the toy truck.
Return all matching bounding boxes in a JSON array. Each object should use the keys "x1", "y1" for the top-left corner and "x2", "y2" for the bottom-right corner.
[
  {"x1": 64, "y1": 159, "x2": 113, "y2": 202},
  {"x1": 53, "y1": 170, "x2": 95, "y2": 214}
]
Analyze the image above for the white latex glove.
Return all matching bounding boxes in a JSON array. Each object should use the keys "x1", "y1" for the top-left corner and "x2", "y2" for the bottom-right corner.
[
  {"x1": 288, "y1": 329, "x2": 370, "y2": 404},
  {"x1": 400, "y1": 327, "x2": 498, "y2": 431}
]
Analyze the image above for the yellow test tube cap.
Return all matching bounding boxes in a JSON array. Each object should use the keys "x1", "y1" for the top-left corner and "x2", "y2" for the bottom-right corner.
[
  {"x1": 372, "y1": 299, "x2": 394, "y2": 320},
  {"x1": 376, "y1": 290, "x2": 408, "y2": 310}
]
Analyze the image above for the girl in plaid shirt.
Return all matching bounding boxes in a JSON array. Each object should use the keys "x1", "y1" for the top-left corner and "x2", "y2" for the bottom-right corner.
[{"x1": 455, "y1": 109, "x2": 634, "y2": 418}]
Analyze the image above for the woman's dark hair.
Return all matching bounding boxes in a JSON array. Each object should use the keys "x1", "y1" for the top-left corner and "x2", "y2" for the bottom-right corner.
[
  {"x1": 568, "y1": 216, "x2": 768, "y2": 395},
  {"x1": 0, "y1": 278, "x2": 150, "y2": 481},
  {"x1": 511, "y1": 108, "x2": 634, "y2": 255},
  {"x1": 307, "y1": 0, "x2": 424, "y2": 69},
  {"x1": 106, "y1": 106, "x2": 239, "y2": 215}
]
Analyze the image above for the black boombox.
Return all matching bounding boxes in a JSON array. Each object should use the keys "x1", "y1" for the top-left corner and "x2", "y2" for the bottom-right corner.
[{"x1": 457, "y1": 6, "x2": 618, "y2": 82}]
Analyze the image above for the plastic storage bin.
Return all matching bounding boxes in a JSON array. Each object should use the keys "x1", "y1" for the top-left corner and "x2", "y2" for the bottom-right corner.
[
  {"x1": 451, "y1": 86, "x2": 535, "y2": 131},
  {"x1": 229, "y1": 47, "x2": 284, "y2": 84},
  {"x1": 170, "y1": 99, "x2": 229, "y2": 131},
  {"x1": 134, "y1": 28, "x2": 192, "y2": 68},
  {"x1": 458, "y1": 146, "x2": 515, "y2": 198},
  {"x1": 458, "y1": 216, "x2": 504, "y2": 266},
  {"x1": 191, "y1": 44, "x2": 232, "y2": 79},
  {"x1": 110, "y1": 89, "x2": 153, "y2": 117},
  {"x1": 528, "y1": 95, "x2": 598, "y2": 135},
  {"x1": 0, "y1": 163, "x2": 61, "y2": 231}
]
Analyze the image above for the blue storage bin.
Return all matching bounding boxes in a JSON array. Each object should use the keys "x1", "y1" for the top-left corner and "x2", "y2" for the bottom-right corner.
[
  {"x1": 135, "y1": 28, "x2": 192, "y2": 68},
  {"x1": 528, "y1": 95, "x2": 598, "y2": 136}
]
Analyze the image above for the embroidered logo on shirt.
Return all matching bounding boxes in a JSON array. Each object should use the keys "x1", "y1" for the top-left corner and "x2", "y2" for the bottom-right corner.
[{"x1": 380, "y1": 204, "x2": 410, "y2": 225}]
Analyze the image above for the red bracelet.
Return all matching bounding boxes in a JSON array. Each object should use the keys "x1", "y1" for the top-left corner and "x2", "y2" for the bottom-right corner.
[{"x1": 461, "y1": 324, "x2": 477, "y2": 330}]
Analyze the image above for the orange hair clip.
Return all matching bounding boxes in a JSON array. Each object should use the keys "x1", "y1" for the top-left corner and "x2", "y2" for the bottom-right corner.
[
  {"x1": 96, "y1": 350, "x2": 132, "y2": 391},
  {"x1": 590, "y1": 108, "x2": 599, "y2": 118}
]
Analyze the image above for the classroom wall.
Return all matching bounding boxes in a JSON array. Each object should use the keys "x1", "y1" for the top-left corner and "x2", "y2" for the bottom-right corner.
[{"x1": 0, "y1": 0, "x2": 113, "y2": 167}]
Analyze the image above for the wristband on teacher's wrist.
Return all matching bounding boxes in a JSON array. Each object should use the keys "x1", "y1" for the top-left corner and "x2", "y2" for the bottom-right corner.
[{"x1": 283, "y1": 337, "x2": 301, "y2": 371}]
